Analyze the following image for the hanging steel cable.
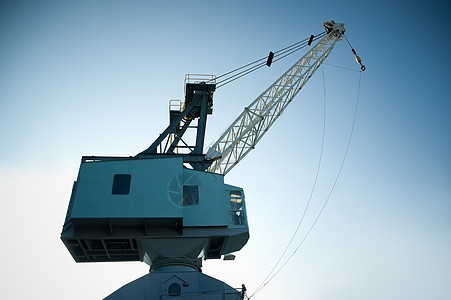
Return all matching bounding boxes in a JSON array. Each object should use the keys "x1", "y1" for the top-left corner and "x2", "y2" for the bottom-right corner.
[
  {"x1": 250, "y1": 65, "x2": 329, "y2": 297},
  {"x1": 343, "y1": 33, "x2": 366, "y2": 71},
  {"x1": 248, "y1": 69, "x2": 363, "y2": 299}
]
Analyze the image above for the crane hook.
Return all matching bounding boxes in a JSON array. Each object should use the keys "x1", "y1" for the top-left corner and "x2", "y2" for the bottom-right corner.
[{"x1": 352, "y1": 48, "x2": 366, "y2": 71}]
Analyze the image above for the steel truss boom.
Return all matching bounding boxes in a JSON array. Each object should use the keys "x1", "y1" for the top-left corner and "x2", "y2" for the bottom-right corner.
[{"x1": 206, "y1": 21, "x2": 345, "y2": 175}]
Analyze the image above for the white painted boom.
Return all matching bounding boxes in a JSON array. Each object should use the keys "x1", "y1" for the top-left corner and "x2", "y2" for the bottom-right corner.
[{"x1": 206, "y1": 21, "x2": 345, "y2": 175}]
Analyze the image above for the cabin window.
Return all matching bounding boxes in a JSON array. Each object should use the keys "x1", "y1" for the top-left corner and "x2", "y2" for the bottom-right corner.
[
  {"x1": 112, "y1": 174, "x2": 131, "y2": 195},
  {"x1": 230, "y1": 190, "x2": 245, "y2": 225},
  {"x1": 183, "y1": 185, "x2": 199, "y2": 205},
  {"x1": 168, "y1": 283, "x2": 181, "y2": 296}
]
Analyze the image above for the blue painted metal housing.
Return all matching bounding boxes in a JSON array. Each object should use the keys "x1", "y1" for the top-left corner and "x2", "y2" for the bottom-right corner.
[
  {"x1": 61, "y1": 156, "x2": 249, "y2": 266},
  {"x1": 104, "y1": 265, "x2": 245, "y2": 300}
]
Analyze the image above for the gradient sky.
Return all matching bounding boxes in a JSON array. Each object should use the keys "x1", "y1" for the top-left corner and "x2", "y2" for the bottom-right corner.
[{"x1": 1, "y1": 1, "x2": 450, "y2": 299}]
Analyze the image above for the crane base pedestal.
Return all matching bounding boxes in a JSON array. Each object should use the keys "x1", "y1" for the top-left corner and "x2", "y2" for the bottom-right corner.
[{"x1": 104, "y1": 263, "x2": 244, "y2": 300}]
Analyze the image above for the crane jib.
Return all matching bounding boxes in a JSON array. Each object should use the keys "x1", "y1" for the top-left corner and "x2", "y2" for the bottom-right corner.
[{"x1": 206, "y1": 22, "x2": 345, "y2": 175}]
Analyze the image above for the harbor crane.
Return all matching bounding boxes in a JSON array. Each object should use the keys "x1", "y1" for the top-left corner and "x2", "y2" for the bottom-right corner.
[{"x1": 61, "y1": 21, "x2": 357, "y2": 299}]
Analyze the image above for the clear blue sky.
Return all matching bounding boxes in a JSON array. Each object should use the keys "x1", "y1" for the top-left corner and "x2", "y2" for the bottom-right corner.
[{"x1": 1, "y1": 0, "x2": 450, "y2": 299}]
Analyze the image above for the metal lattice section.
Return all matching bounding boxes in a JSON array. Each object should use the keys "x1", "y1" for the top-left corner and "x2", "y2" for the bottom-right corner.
[{"x1": 206, "y1": 23, "x2": 345, "y2": 175}]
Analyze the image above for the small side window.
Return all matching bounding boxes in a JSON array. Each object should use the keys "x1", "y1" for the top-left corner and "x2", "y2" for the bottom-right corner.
[
  {"x1": 112, "y1": 174, "x2": 131, "y2": 195},
  {"x1": 183, "y1": 185, "x2": 199, "y2": 205},
  {"x1": 230, "y1": 190, "x2": 245, "y2": 225},
  {"x1": 230, "y1": 191, "x2": 243, "y2": 210}
]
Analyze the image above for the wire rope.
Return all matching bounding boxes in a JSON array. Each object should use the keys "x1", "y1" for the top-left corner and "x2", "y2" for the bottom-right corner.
[
  {"x1": 217, "y1": 34, "x2": 325, "y2": 88},
  {"x1": 215, "y1": 32, "x2": 322, "y2": 80},
  {"x1": 322, "y1": 62, "x2": 361, "y2": 73},
  {"x1": 343, "y1": 33, "x2": 353, "y2": 49},
  {"x1": 250, "y1": 65, "x2": 328, "y2": 297},
  {"x1": 343, "y1": 33, "x2": 366, "y2": 71},
  {"x1": 216, "y1": 31, "x2": 326, "y2": 88},
  {"x1": 249, "y1": 68, "x2": 363, "y2": 299},
  {"x1": 272, "y1": 33, "x2": 326, "y2": 64}
]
